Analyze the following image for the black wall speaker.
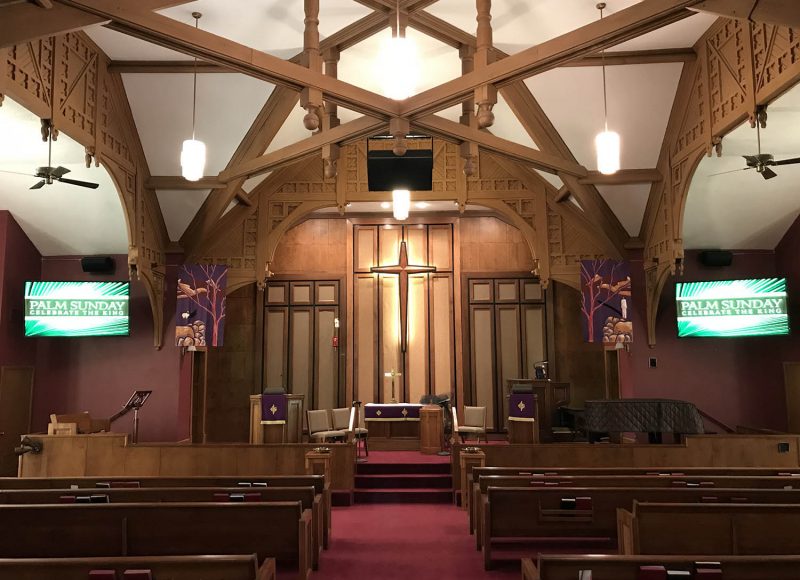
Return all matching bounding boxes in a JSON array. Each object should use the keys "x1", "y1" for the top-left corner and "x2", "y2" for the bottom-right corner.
[
  {"x1": 698, "y1": 250, "x2": 733, "y2": 268},
  {"x1": 81, "y1": 256, "x2": 116, "y2": 274},
  {"x1": 367, "y1": 149, "x2": 434, "y2": 192}
]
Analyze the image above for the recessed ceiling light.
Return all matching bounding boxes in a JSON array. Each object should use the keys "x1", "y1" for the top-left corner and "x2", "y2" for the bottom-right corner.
[
  {"x1": 380, "y1": 202, "x2": 391, "y2": 209},
  {"x1": 415, "y1": 202, "x2": 430, "y2": 209}
]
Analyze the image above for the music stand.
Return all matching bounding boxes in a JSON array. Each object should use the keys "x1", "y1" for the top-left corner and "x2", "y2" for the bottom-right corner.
[{"x1": 109, "y1": 390, "x2": 152, "y2": 443}]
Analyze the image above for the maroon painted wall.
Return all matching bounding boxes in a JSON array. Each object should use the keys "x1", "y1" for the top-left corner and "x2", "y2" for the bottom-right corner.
[
  {"x1": 30, "y1": 256, "x2": 183, "y2": 442},
  {"x1": 619, "y1": 249, "x2": 789, "y2": 431},
  {"x1": 0, "y1": 212, "x2": 42, "y2": 369}
]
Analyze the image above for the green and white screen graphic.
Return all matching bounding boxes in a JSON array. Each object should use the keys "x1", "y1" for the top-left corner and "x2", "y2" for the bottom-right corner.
[
  {"x1": 676, "y1": 278, "x2": 789, "y2": 338},
  {"x1": 24, "y1": 281, "x2": 130, "y2": 337}
]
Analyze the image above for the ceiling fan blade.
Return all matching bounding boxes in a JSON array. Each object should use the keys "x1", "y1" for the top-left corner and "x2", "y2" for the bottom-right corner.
[
  {"x1": 761, "y1": 167, "x2": 778, "y2": 180},
  {"x1": 30, "y1": 180, "x2": 46, "y2": 190},
  {"x1": 0, "y1": 169, "x2": 36, "y2": 178},
  {"x1": 709, "y1": 167, "x2": 753, "y2": 177},
  {"x1": 773, "y1": 157, "x2": 800, "y2": 166},
  {"x1": 57, "y1": 177, "x2": 99, "y2": 189},
  {"x1": 743, "y1": 154, "x2": 774, "y2": 167},
  {"x1": 51, "y1": 166, "x2": 70, "y2": 178}
]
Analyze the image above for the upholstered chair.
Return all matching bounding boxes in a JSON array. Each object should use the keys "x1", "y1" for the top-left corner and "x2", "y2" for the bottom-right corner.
[{"x1": 456, "y1": 406, "x2": 487, "y2": 443}]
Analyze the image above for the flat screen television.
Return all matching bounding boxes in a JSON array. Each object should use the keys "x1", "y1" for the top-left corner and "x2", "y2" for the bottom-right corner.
[
  {"x1": 676, "y1": 277, "x2": 789, "y2": 338},
  {"x1": 24, "y1": 281, "x2": 130, "y2": 337}
]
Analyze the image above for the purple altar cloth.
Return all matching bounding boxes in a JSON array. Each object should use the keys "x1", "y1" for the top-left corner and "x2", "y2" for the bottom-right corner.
[
  {"x1": 261, "y1": 394, "x2": 287, "y2": 424},
  {"x1": 509, "y1": 393, "x2": 537, "y2": 422},
  {"x1": 364, "y1": 403, "x2": 423, "y2": 421}
]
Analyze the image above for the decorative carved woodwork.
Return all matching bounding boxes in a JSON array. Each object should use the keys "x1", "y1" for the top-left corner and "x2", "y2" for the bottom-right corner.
[
  {"x1": 641, "y1": 17, "x2": 800, "y2": 345},
  {"x1": 0, "y1": 30, "x2": 168, "y2": 348}
]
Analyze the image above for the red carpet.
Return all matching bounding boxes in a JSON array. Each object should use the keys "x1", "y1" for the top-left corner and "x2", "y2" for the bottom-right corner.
[
  {"x1": 312, "y1": 504, "x2": 520, "y2": 579},
  {"x1": 365, "y1": 451, "x2": 451, "y2": 464}
]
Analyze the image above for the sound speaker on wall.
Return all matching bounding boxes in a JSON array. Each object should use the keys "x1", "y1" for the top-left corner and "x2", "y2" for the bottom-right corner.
[
  {"x1": 81, "y1": 256, "x2": 116, "y2": 274},
  {"x1": 698, "y1": 250, "x2": 733, "y2": 268},
  {"x1": 367, "y1": 148, "x2": 434, "y2": 191}
]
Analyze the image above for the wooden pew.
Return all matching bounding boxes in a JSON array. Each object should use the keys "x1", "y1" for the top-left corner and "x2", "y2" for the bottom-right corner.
[
  {"x1": 0, "y1": 502, "x2": 312, "y2": 580},
  {"x1": 522, "y1": 554, "x2": 800, "y2": 580},
  {"x1": 462, "y1": 466, "x2": 800, "y2": 510},
  {"x1": 470, "y1": 474, "x2": 800, "y2": 538},
  {"x1": 0, "y1": 487, "x2": 323, "y2": 570},
  {"x1": 0, "y1": 555, "x2": 275, "y2": 580},
  {"x1": 481, "y1": 487, "x2": 800, "y2": 569},
  {"x1": 0, "y1": 475, "x2": 331, "y2": 549},
  {"x1": 617, "y1": 501, "x2": 800, "y2": 556}
]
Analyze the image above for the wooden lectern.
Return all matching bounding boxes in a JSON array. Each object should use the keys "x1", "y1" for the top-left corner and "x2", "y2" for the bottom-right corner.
[
  {"x1": 420, "y1": 405, "x2": 443, "y2": 454},
  {"x1": 505, "y1": 379, "x2": 570, "y2": 443},
  {"x1": 249, "y1": 394, "x2": 304, "y2": 443}
]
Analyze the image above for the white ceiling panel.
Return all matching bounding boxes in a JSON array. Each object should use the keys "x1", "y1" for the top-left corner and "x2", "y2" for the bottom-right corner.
[
  {"x1": 0, "y1": 99, "x2": 128, "y2": 255},
  {"x1": 86, "y1": 26, "x2": 191, "y2": 60},
  {"x1": 525, "y1": 63, "x2": 683, "y2": 170},
  {"x1": 596, "y1": 183, "x2": 650, "y2": 236},
  {"x1": 122, "y1": 73, "x2": 272, "y2": 175},
  {"x1": 156, "y1": 189, "x2": 210, "y2": 242}
]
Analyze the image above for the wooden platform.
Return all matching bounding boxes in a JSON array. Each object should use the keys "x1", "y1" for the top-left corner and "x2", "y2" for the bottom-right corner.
[{"x1": 366, "y1": 420, "x2": 420, "y2": 451}]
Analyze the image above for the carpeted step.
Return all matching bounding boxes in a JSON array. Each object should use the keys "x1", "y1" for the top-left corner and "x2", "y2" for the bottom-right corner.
[
  {"x1": 356, "y1": 462, "x2": 451, "y2": 475},
  {"x1": 355, "y1": 473, "x2": 452, "y2": 489},
  {"x1": 354, "y1": 488, "x2": 454, "y2": 504}
]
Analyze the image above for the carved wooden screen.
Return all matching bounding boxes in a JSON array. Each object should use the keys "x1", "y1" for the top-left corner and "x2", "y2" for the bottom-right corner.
[
  {"x1": 353, "y1": 224, "x2": 456, "y2": 404},
  {"x1": 262, "y1": 280, "x2": 341, "y2": 412},
  {"x1": 466, "y1": 277, "x2": 546, "y2": 430}
]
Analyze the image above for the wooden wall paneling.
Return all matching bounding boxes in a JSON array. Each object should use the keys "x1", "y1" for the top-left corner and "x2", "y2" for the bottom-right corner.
[
  {"x1": 452, "y1": 220, "x2": 465, "y2": 413},
  {"x1": 315, "y1": 281, "x2": 339, "y2": 304},
  {"x1": 470, "y1": 305, "x2": 496, "y2": 430},
  {"x1": 346, "y1": 221, "x2": 355, "y2": 406},
  {"x1": 428, "y1": 224, "x2": 454, "y2": 271},
  {"x1": 469, "y1": 279, "x2": 494, "y2": 303},
  {"x1": 404, "y1": 224, "x2": 428, "y2": 266},
  {"x1": 494, "y1": 279, "x2": 519, "y2": 303},
  {"x1": 354, "y1": 274, "x2": 377, "y2": 404},
  {"x1": 353, "y1": 226, "x2": 378, "y2": 273},
  {"x1": 290, "y1": 281, "x2": 313, "y2": 305},
  {"x1": 521, "y1": 304, "x2": 547, "y2": 379},
  {"x1": 266, "y1": 283, "x2": 288, "y2": 305},
  {"x1": 406, "y1": 274, "x2": 429, "y2": 404},
  {"x1": 379, "y1": 275, "x2": 402, "y2": 401},
  {"x1": 522, "y1": 280, "x2": 543, "y2": 302},
  {"x1": 379, "y1": 225, "x2": 402, "y2": 266},
  {"x1": 263, "y1": 307, "x2": 288, "y2": 390},
  {"x1": 190, "y1": 351, "x2": 207, "y2": 444},
  {"x1": 315, "y1": 306, "x2": 339, "y2": 410},
  {"x1": 289, "y1": 307, "x2": 314, "y2": 410},
  {"x1": 430, "y1": 274, "x2": 455, "y2": 397},
  {"x1": 494, "y1": 303, "x2": 523, "y2": 430}
]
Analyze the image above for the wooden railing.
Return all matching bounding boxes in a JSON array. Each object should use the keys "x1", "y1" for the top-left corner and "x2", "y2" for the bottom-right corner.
[{"x1": 697, "y1": 409, "x2": 735, "y2": 434}]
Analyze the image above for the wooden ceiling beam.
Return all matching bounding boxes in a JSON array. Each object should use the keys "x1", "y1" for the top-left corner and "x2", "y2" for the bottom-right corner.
[
  {"x1": 55, "y1": 0, "x2": 400, "y2": 119},
  {"x1": 219, "y1": 115, "x2": 388, "y2": 182},
  {"x1": 564, "y1": 48, "x2": 696, "y2": 67},
  {"x1": 412, "y1": 114, "x2": 588, "y2": 177},
  {"x1": 400, "y1": 0, "x2": 704, "y2": 119},
  {"x1": 0, "y1": 0, "x2": 190, "y2": 48},
  {"x1": 146, "y1": 176, "x2": 226, "y2": 190},
  {"x1": 579, "y1": 168, "x2": 663, "y2": 185},
  {"x1": 109, "y1": 60, "x2": 224, "y2": 74}
]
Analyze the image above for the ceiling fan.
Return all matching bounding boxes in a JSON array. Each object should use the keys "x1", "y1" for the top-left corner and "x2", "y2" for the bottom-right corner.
[
  {"x1": 711, "y1": 119, "x2": 800, "y2": 180},
  {"x1": 0, "y1": 130, "x2": 99, "y2": 190}
]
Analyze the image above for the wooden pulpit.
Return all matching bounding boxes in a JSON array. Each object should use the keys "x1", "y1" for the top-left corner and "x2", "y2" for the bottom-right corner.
[
  {"x1": 420, "y1": 405, "x2": 443, "y2": 454},
  {"x1": 505, "y1": 379, "x2": 570, "y2": 443},
  {"x1": 249, "y1": 394, "x2": 304, "y2": 444}
]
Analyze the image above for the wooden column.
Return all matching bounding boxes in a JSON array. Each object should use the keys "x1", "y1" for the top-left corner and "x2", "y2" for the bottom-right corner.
[
  {"x1": 459, "y1": 448, "x2": 486, "y2": 510},
  {"x1": 474, "y1": 0, "x2": 496, "y2": 128},
  {"x1": 459, "y1": 44, "x2": 479, "y2": 179},
  {"x1": 301, "y1": 0, "x2": 323, "y2": 132},
  {"x1": 322, "y1": 47, "x2": 340, "y2": 183}
]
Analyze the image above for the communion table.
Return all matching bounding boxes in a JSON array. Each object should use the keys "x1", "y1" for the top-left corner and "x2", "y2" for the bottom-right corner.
[{"x1": 364, "y1": 403, "x2": 424, "y2": 450}]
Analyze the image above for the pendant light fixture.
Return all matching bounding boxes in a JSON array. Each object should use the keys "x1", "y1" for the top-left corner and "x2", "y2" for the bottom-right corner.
[
  {"x1": 180, "y1": 12, "x2": 207, "y2": 181},
  {"x1": 378, "y1": 0, "x2": 419, "y2": 100},
  {"x1": 392, "y1": 189, "x2": 410, "y2": 220},
  {"x1": 594, "y1": 3, "x2": 620, "y2": 175}
]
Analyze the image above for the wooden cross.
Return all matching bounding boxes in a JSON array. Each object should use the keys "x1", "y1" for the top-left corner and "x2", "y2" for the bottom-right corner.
[{"x1": 371, "y1": 241, "x2": 436, "y2": 353}]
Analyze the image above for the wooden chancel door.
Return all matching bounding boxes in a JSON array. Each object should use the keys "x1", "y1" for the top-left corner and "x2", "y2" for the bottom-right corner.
[
  {"x1": 263, "y1": 281, "x2": 342, "y2": 413},
  {"x1": 0, "y1": 367, "x2": 34, "y2": 476},
  {"x1": 466, "y1": 278, "x2": 547, "y2": 431}
]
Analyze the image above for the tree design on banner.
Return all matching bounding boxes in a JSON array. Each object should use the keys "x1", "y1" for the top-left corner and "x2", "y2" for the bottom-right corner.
[
  {"x1": 580, "y1": 260, "x2": 632, "y2": 343},
  {"x1": 175, "y1": 265, "x2": 228, "y2": 347}
]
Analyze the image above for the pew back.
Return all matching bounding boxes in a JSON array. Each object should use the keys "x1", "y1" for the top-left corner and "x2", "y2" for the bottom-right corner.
[
  {"x1": 0, "y1": 555, "x2": 274, "y2": 580},
  {"x1": 522, "y1": 554, "x2": 800, "y2": 580},
  {"x1": 620, "y1": 502, "x2": 800, "y2": 556}
]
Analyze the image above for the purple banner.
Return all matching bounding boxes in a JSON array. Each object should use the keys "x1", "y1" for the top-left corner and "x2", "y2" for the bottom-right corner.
[
  {"x1": 580, "y1": 260, "x2": 633, "y2": 344},
  {"x1": 261, "y1": 394, "x2": 287, "y2": 424},
  {"x1": 175, "y1": 264, "x2": 228, "y2": 347},
  {"x1": 364, "y1": 403, "x2": 423, "y2": 421},
  {"x1": 509, "y1": 393, "x2": 537, "y2": 421}
]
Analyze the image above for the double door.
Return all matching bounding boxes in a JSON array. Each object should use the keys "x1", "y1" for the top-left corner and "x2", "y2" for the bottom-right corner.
[
  {"x1": 263, "y1": 280, "x2": 341, "y2": 412},
  {"x1": 466, "y1": 278, "x2": 547, "y2": 431}
]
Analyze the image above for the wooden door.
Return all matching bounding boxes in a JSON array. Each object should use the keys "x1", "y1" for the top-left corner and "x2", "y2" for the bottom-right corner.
[
  {"x1": 785, "y1": 362, "x2": 800, "y2": 433},
  {"x1": 0, "y1": 367, "x2": 34, "y2": 476}
]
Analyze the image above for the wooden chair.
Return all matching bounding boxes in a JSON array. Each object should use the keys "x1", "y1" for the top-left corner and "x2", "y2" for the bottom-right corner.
[
  {"x1": 307, "y1": 409, "x2": 345, "y2": 443},
  {"x1": 456, "y1": 406, "x2": 487, "y2": 443}
]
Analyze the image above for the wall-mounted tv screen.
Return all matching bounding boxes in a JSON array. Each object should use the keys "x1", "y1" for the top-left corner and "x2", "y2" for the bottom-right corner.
[
  {"x1": 24, "y1": 281, "x2": 130, "y2": 337},
  {"x1": 676, "y1": 277, "x2": 789, "y2": 338}
]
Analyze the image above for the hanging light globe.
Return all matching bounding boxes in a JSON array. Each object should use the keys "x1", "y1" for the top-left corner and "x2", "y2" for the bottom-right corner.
[
  {"x1": 392, "y1": 189, "x2": 410, "y2": 220},
  {"x1": 595, "y1": 129, "x2": 620, "y2": 175},
  {"x1": 180, "y1": 138, "x2": 206, "y2": 181},
  {"x1": 378, "y1": 35, "x2": 419, "y2": 100}
]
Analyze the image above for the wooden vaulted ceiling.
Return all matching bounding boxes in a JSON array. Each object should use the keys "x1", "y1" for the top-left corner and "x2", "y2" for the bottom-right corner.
[{"x1": 1, "y1": 0, "x2": 799, "y2": 347}]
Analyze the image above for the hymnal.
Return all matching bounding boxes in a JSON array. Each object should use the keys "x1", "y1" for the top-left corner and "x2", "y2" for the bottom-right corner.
[{"x1": 637, "y1": 565, "x2": 667, "y2": 580}]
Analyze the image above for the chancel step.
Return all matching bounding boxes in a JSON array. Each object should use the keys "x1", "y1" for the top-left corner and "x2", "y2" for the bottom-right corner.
[
  {"x1": 354, "y1": 459, "x2": 453, "y2": 504},
  {"x1": 355, "y1": 462, "x2": 451, "y2": 476},
  {"x1": 355, "y1": 474, "x2": 452, "y2": 489}
]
